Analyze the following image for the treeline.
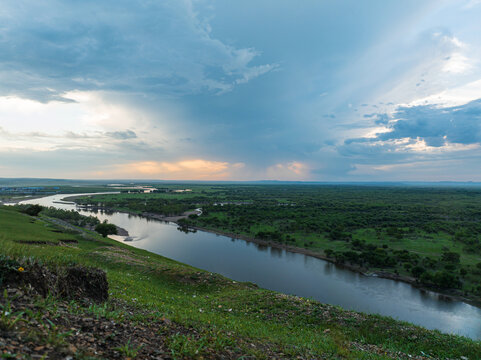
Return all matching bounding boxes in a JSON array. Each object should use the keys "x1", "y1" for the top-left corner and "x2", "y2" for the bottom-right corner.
[
  {"x1": 40, "y1": 207, "x2": 100, "y2": 227},
  {"x1": 187, "y1": 186, "x2": 481, "y2": 255},
  {"x1": 75, "y1": 197, "x2": 192, "y2": 216},
  {"x1": 15, "y1": 204, "x2": 118, "y2": 238},
  {"x1": 324, "y1": 240, "x2": 481, "y2": 291}
]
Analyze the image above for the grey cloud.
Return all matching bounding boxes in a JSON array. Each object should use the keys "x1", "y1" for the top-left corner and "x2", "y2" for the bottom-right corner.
[
  {"x1": 338, "y1": 99, "x2": 481, "y2": 171},
  {"x1": 378, "y1": 99, "x2": 481, "y2": 146},
  {"x1": 0, "y1": 128, "x2": 137, "y2": 141},
  {"x1": 0, "y1": 0, "x2": 275, "y2": 101},
  {"x1": 106, "y1": 130, "x2": 137, "y2": 140},
  {"x1": 343, "y1": 137, "x2": 372, "y2": 145},
  {"x1": 345, "y1": 99, "x2": 481, "y2": 151},
  {"x1": 374, "y1": 114, "x2": 390, "y2": 125},
  {"x1": 64, "y1": 132, "x2": 100, "y2": 139}
]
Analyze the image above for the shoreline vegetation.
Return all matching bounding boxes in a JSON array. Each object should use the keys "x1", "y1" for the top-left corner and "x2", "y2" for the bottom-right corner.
[
  {"x1": 74, "y1": 204, "x2": 481, "y2": 309},
  {"x1": 67, "y1": 185, "x2": 481, "y2": 308},
  {"x1": 1, "y1": 202, "x2": 481, "y2": 359}
]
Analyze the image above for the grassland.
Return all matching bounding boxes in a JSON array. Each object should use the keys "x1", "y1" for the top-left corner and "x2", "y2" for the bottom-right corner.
[{"x1": 1, "y1": 205, "x2": 480, "y2": 359}]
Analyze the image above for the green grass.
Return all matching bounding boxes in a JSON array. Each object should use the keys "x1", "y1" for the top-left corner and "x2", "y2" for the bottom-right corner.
[
  {"x1": 0, "y1": 208, "x2": 79, "y2": 245},
  {"x1": 1, "y1": 205, "x2": 480, "y2": 359}
]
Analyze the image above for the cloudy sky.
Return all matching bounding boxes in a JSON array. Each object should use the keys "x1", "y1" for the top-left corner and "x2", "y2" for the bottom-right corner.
[{"x1": 1, "y1": 0, "x2": 481, "y2": 181}]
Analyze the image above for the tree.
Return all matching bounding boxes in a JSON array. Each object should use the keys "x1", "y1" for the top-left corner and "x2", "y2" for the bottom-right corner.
[
  {"x1": 411, "y1": 265, "x2": 425, "y2": 278},
  {"x1": 433, "y1": 271, "x2": 461, "y2": 289},
  {"x1": 442, "y1": 251, "x2": 460, "y2": 264},
  {"x1": 324, "y1": 249, "x2": 334, "y2": 258},
  {"x1": 24, "y1": 204, "x2": 43, "y2": 216},
  {"x1": 95, "y1": 220, "x2": 117, "y2": 237}
]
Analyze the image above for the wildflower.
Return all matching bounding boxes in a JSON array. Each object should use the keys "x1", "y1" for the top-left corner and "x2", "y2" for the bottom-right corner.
[{"x1": 18, "y1": 267, "x2": 25, "y2": 272}]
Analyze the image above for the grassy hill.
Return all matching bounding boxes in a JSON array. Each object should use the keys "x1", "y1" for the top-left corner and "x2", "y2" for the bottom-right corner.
[{"x1": 1, "y1": 205, "x2": 480, "y2": 359}]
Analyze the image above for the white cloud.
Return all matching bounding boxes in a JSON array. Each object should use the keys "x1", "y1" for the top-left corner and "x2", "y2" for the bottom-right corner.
[
  {"x1": 463, "y1": 0, "x2": 481, "y2": 9},
  {"x1": 407, "y1": 78, "x2": 481, "y2": 107},
  {"x1": 442, "y1": 52, "x2": 472, "y2": 74},
  {"x1": 234, "y1": 64, "x2": 278, "y2": 85},
  {"x1": 265, "y1": 161, "x2": 310, "y2": 180},
  {"x1": 92, "y1": 159, "x2": 247, "y2": 180},
  {"x1": 0, "y1": 92, "x2": 176, "y2": 153},
  {"x1": 356, "y1": 31, "x2": 478, "y2": 115}
]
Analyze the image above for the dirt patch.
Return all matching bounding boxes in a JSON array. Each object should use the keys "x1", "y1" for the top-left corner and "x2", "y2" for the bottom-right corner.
[
  {"x1": 59, "y1": 266, "x2": 108, "y2": 302},
  {"x1": 92, "y1": 247, "x2": 148, "y2": 267},
  {"x1": 114, "y1": 225, "x2": 129, "y2": 236},
  {"x1": 15, "y1": 239, "x2": 78, "y2": 246},
  {"x1": 59, "y1": 238, "x2": 79, "y2": 244},
  {"x1": 0, "y1": 258, "x2": 108, "y2": 303},
  {"x1": 0, "y1": 288, "x2": 307, "y2": 360},
  {"x1": 15, "y1": 240, "x2": 59, "y2": 245}
]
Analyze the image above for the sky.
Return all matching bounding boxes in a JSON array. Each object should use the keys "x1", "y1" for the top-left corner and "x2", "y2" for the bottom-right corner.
[{"x1": 1, "y1": 0, "x2": 481, "y2": 181}]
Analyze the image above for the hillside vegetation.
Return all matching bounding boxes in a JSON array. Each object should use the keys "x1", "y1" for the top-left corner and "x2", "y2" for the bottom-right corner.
[{"x1": 1, "y1": 205, "x2": 480, "y2": 358}]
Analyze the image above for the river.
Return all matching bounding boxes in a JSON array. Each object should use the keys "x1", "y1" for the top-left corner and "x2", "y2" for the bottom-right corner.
[{"x1": 19, "y1": 193, "x2": 481, "y2": 340}]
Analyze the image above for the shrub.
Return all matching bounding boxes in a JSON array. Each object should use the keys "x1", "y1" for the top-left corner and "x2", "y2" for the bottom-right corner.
[
  {"x1": 432, "y1": 271, "x2": 461, "y2": 289},
  {"x1": 411, "y1": 265, "x2": 426, "y2": 278},
  {"x1": 95, "y1": 221, "x2": 117, "y2": 237},
  {"x1": 442, "y1": 251, "x2": 460, "y2": 264},
  {"x1": 23, "y1": 204, "x2": 43, "y2": 216}
]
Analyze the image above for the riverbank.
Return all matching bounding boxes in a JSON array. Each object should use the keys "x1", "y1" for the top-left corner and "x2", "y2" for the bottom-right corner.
[
  {"x1": 0, "y1": 194, "x2": 49, "y2": 205},
  {"x1": 1, "y1": 204, "x2": 480, "y2": 359},
  {"x1": 142, "y1": 209, "x2": 202, "y2": 222}
]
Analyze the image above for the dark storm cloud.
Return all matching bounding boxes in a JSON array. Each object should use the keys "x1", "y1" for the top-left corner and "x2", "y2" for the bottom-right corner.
[
  {"x1": 376, "y1": 99, "x2": 481, "y2": 146},
  {"x1": 0, "y1": 0, "x2": 275, "y2": 101}
]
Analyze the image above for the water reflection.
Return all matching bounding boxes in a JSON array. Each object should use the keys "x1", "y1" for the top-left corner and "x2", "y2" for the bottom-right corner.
[
  {"x1": 270, "y1": 247, "x2": 283, "y2": 258},
  {"x1": 18, "y1": 194, "x2": 481, "y2": 340},
  {"x1": 255, "y1": 243, "x2": 268, "y2": 252}
]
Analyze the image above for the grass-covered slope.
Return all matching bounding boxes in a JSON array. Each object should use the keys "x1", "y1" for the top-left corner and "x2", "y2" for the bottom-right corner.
[{"x1": 1, "y1": 206, "x2": 480, "y2": 359}]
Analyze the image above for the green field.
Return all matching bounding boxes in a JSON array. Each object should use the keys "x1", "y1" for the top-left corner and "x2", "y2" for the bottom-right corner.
[{"x1": 1, "y1": 205, "x2": 481, "y2": 359}]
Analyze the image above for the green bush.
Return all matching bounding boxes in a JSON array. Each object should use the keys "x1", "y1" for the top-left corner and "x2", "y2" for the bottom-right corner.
[{"x1": 95, "y1": 221, "x2": 117, "y2": 238}]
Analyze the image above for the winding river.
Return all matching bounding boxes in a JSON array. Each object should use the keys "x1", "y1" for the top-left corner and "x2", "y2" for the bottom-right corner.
[{"x1": 19, "y1": 193, "x2": 481, "y2": 340}]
